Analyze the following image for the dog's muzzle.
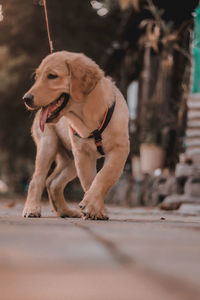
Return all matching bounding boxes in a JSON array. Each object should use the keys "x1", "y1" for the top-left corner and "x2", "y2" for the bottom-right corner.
[{"x1": 23, "y1": 92, "x2": 70, "y2": 131}]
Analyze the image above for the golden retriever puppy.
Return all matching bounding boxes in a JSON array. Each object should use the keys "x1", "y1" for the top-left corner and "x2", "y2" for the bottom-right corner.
[{"x1": 22, "y1": 51, "x2": 129, "y2": 220}]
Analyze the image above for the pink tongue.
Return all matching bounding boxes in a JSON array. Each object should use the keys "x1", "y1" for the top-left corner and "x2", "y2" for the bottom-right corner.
[
  {"x1": 40, "y1": 106, "x2": 51, "y2": 132},
  {"x1": 39, "y1": 96, "x2": 64, "y2": 132}
]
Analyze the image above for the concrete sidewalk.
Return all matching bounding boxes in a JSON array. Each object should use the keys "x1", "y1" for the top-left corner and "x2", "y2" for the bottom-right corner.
[{"x1": 0, "y1": 197, "x2": 200, "y2": 300}]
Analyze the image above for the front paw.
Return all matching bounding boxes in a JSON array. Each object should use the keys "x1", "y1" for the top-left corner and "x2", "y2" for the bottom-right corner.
[
  {"x1": 79, "y1": 198, "x2": 109, "y2": 220},
  {"x1": 22, "y1": 205, "x2": 41, "y2": 218}
]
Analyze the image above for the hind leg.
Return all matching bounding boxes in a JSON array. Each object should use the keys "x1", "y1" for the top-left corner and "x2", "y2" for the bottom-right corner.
[{"x1": 46, "y1": 149, "x2": 81, "y2": 218}]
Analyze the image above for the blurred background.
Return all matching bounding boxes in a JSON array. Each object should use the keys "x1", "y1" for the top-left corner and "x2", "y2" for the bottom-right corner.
[{"x1": 1, "y1": 0, "x2": 200, "y2": 209}]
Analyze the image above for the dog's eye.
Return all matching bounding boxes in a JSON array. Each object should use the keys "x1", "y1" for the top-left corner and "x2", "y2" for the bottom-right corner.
[{"x1": 47, "y1": 73, "x2": 58, "y2": 79}]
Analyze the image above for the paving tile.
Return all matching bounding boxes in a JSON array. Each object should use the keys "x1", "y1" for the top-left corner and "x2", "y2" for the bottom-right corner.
[{"x1": 0, "y1": 198, "x2": 200, "y2": 300}]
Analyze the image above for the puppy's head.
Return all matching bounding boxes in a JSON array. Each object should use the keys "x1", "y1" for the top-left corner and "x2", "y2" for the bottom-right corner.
[{"x1": 23, "y1": 51, "x2": 103, "y2": 131}]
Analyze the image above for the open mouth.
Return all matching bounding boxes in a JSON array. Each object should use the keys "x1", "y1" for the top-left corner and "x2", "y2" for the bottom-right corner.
[{"x1": 40, "y1": 93, "x2": 69, "y2": 132}]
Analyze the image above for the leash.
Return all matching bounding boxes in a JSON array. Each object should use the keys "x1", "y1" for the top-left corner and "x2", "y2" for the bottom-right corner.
[{"x1": 43, "y1": 0, "x2": 54, "y2": 53}]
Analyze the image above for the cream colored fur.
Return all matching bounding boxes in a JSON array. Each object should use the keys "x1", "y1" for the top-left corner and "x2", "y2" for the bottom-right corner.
[{"x1": 22, "y1": 51, "x2": 129, "y2": 220}]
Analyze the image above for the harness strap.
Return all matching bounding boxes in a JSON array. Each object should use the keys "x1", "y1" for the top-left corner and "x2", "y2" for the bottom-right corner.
[
  {"x1": 70, "y1": 99, "x2": 116, "y2": 155},
  {"x1": 92, "y1": 129, "x2": 105, "y2": 156},
  {"x1": 98, "y1": 100, "x2": 115, "y2": 134}
]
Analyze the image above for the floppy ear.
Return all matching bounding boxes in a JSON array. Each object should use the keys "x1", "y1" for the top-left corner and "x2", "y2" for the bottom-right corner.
[{"x1": 66, "y1": 54, "x2": 104, "y2": 102}]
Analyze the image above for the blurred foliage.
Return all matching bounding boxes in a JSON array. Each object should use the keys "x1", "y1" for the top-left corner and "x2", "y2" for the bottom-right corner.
[
  {"x1": 102, "y1": 0, "x2": 198, "y2": 168},
  {"x1": 0, "y1": 0, "x2": 120, "y2": 187}
]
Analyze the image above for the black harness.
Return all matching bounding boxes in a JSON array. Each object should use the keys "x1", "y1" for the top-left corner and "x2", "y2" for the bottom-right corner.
[{"x1": 70, "y1": 99, "x2": 116, "y2": 156}]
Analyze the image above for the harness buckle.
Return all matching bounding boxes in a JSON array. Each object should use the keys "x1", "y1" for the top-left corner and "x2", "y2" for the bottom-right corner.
[
  {"x1": 92, "y1": 129, "x2": 105, "y2": 155},
  {"x1": 92, "y1": 129, "x2": 102, "y2": 142}
]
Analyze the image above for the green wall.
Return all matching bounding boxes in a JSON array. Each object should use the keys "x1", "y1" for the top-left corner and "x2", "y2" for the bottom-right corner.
[{"x1": 193, "y1": 5, "x2": 200, "y2": 93}]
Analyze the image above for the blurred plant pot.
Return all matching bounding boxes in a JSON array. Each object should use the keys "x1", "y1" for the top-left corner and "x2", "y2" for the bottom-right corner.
[
  {"x1": 140, "y1": 143, "x2": 165, "y2": 174},
  {"x1": 131, "y1": 156, "x2": 142, "y2": 179}
]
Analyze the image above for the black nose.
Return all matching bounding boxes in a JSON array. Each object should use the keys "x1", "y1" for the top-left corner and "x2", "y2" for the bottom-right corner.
[{"x1": 23, "y1": 94, "x2": 34, "y2": 107}]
